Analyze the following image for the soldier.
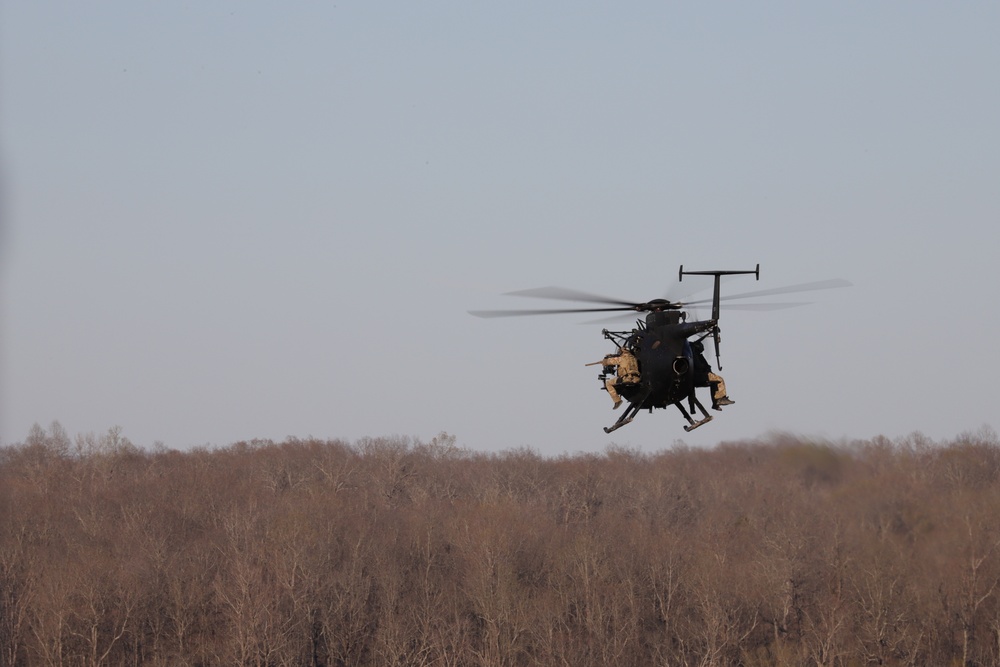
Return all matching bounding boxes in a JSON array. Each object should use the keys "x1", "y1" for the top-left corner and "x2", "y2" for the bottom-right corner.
[
  {"x1": 588, "y1": 347, "x2": 641, "y2": 410},
  {"x1": 691, "y1": 340, "x2": 735, "y2": 410}
]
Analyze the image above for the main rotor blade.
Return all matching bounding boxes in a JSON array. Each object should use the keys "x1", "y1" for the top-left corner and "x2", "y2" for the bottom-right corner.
[
  {"x1": 719, "y1": 302, "x2": 813, "y2": 311},
  {"x1": 580, "y1": 313, "x2": 647, "y2": 324},
  {"x1": 580, "y1": 301, "x2": 813, "y2": 324},
  {"x1": 468, "y1": 306, "x2": 636, "y2": 319},
  {"x1": 682, "y1": 278, "x2": 852, "y2": 306},
  {"x1": 663, "y1": 275, "x2": 737, "y2": 303},
  {"x1": 503, "y1": 286, "x2": 638, "y2": 308},
  {"x1": 472, "y1": 279, "x2": 847, "y2": 319}
]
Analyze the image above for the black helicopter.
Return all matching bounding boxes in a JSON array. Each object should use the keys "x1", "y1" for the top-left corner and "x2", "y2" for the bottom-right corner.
[{"x1": 470, "y1": 265, "x2": 850, "y2": 433}]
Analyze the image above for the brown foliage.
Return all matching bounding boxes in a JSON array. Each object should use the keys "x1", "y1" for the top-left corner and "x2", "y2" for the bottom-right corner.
[{"x1": 2, "y1": 424, "x2": 1000, "y2": 665}]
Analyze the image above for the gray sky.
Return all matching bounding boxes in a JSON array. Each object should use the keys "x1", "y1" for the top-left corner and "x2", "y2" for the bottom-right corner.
[{"x1": 2, "y1": 2, "x2": 997, "y2": 454}]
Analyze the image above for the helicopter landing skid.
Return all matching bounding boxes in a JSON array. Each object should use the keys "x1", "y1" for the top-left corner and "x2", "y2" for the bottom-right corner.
[
  {"x1": 603, "y1": 418, "x2": 633, "y2": 434},
  {"x1": 683, "y1": 415, "x2": 714, "y2": 432},
  {"x1": 677, "y1": 396, "x2": 714, "y2": 432},
  {"x1": 603, "y1": 396, "x2": 647, "y2": 434}
]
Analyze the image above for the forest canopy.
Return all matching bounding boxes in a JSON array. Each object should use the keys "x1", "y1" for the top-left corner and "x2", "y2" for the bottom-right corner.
[{"x1": 2, "y1": 424, "x2": 999, "y2": 666}]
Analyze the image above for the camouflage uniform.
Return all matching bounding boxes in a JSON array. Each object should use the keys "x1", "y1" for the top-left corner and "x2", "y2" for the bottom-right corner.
[
  {"x1": 707, "y1": 371, "x2": 731, "y2": 407},
  {"x1": 692, "y1": 341, "x2": 734, "y2": 410},
  {"x1": 601, "y1": 349, "x2": 640, "y2": 408}
]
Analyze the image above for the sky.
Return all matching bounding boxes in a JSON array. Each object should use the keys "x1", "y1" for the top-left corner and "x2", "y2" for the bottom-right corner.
[{"x1": 2, "y1": 2, "x2": 997, "y2": 454}]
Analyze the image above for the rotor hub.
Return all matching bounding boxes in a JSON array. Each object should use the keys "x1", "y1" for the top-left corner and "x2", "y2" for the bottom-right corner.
[{"x1": 637, "y1": 299, "x2": 681, "y2": 312}]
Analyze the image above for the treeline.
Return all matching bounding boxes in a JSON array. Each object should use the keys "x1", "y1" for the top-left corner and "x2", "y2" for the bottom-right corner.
[{"x1": 2, "y1": 425, "x2": 1000, "y2": 666}]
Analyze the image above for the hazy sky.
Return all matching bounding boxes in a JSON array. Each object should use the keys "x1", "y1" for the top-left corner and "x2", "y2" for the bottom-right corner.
[{"x1": 2, "y1": 2, "x2": 997, "y2": 454}]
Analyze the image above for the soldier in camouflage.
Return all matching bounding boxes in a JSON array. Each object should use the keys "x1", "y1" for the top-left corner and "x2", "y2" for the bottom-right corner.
[
  {"x1": 691, "y1": 340, "x2": 735, "y2": 410},
  {"x1": 594, "y1": 347, "x2": 641, "y2": 410}
]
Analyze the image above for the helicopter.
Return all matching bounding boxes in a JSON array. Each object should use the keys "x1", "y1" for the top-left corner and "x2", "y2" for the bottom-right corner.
[{"x1": 469, "y1": 265, "x2": 851, "y2": 433}]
